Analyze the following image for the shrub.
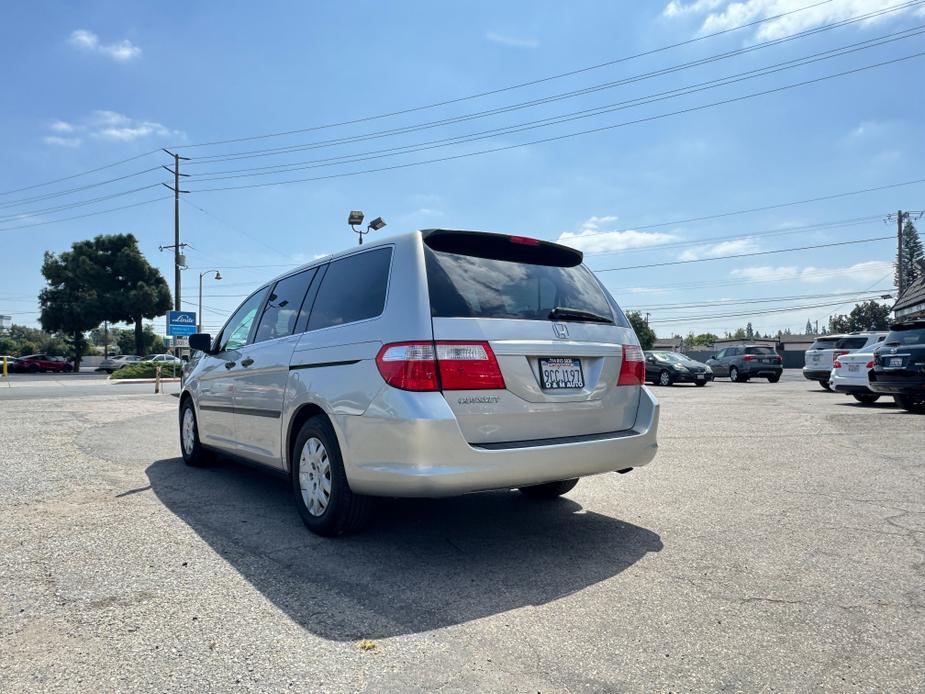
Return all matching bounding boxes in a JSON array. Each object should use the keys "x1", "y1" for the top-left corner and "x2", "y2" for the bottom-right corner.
[{"x1": 109, "y1": 361, "x2": 182, "y2": 380}]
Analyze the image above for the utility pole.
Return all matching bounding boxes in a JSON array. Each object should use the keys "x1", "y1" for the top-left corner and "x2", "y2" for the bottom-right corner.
[
  {"x1": 897, "y1": 210, "x2": 904, "y2": 297},
  {"x1": 160, "y1": 149, "x2": 190, "y2": 356}
]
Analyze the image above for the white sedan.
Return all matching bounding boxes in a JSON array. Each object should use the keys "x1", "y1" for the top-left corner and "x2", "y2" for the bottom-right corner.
[{"x1": 830, "y1": 350, "x2": 881, "y2": 404}]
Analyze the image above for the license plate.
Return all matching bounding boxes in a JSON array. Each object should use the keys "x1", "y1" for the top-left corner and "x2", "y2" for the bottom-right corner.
[
  {"x1": 889, "y1": 357, "x2": 903, "y2": 367},
  {"x1": 811, "y1": 355, "x2": 820, "y2": 362},
  {"x1": 847, "y1": 364, "x2": 859, "y2": 373},
  {"x1": 696, "y1": 374, "x2": 705, "y2": 380},
  {"x1": 539, "y1": 358, "x2": 584, "y2": 390}
]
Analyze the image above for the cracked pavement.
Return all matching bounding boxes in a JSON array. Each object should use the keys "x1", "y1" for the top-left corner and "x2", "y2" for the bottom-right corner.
[{"x1": 0, "y1": 372, "x2": 922, "y2": 692}]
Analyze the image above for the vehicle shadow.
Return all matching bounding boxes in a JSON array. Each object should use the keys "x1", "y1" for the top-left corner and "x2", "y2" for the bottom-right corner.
[{"x1": 146, "y1": 456, "x2": 662, "y2": 641}]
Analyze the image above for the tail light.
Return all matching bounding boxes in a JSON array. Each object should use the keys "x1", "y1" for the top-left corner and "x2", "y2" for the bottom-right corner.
[
  {"x1": 866, "y1": 360, "x2": 874, "y2": 369},
  {"x1": 509, "y1": 235, "x2": 540, "y2": 246},
  {"x1": 834, "y1": 358, "x2": 842, "y2": 369},
  {"x1": 618, "y1": 344, "x2": 645, "y2": 386},
  {"x1": 743, "y1": 354, "x2": 755, "y2": 362},
  {"x1": 375, "y1": 341, "x2": 505, "y2": 391},
  {"x1": 773, "y1": 355, "x2": 782, "y2": 364}
]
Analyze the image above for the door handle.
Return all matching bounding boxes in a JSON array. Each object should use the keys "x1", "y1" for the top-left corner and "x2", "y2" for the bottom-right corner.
[
  {"x1": 224, "y1": 361, "x2": 236, "y2": 369},
  {"x1": 241, "y1": 358, "x2": 254, "y2": 367}
]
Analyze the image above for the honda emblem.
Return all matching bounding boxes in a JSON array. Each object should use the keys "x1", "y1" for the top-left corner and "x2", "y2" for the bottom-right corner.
[{"x1": 553, "y1": 322, "x2": 569, "y2": 339}]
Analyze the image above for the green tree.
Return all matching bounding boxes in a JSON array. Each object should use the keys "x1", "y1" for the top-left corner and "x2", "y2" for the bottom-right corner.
[
  {"x1": 828, "y1": 314, "x2": 851, "y2": 334},
  {"x1": 846, "y1": 300, "x2": 892, "y2": 331},
  {"x1": 805, "y1": 319, "x2": 814, "y2": 335},
  {"x1": 896, "y1": 218, "x2": 924, "y2": 291},
  {"x1": 732, "y1": 327, "x2": 747, "y2": 339},
  {"x1": 745, "y1": 322, "x2": 754, "y2": 339},
  {"x1": 686, "y1": 332, "x2": 718, "y2": 347},
  {"x1": 626, "y1": 311, "x2": 656, "y2": 350}
]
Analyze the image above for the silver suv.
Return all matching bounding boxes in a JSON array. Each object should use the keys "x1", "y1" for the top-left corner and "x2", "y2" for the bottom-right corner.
[
  {"x1": 803, "y1": 332, "x2": 887, "y2": 390},
  {"x1": 179, "y1": 230, "x2": 659, "y2": 536}
]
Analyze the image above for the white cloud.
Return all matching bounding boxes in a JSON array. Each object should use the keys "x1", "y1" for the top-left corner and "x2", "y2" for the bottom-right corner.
[
  {"x1": 661, "y1": 1, "x2": 922, "y2": 41},
  {"x1": 731, "y1": 260, "x2": 894, "y2": 283},
  {"x1": 556, "y1": 216, "x2": 678, "y2": 254},
  {"x1": 68, "y1": 29, "x2": 141, "y2": 61},
  {"x1": 679, "y1": 238, "x2": 758, "y2": 261},
  {"x1": 43, "y1": 135, "x2": 82, "y2": 147},
  {"x1": 41, "y1": 110, "x2": 180, "y2": 147},
  {"x1": 486, "y1": 32, "x2": 539, "y2": 48},
  {"x1": 730, "y1": 265, "x2": 799, "y2": 282}
]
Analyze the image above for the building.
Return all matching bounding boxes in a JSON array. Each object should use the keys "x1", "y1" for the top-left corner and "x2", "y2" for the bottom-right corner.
[
  {"x1": 709, "y1": 337, "x2": 777, "y2": 349},
  {"x1": 893, "y1": 263, "x2": 925, "y2": 321},
  {"x1": 651, "y1": 336, "x2": 685, "y2": 352}
]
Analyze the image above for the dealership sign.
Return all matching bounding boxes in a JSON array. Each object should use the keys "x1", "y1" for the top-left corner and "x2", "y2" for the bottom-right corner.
[{"x1": 167, "y1": 310, "x2": 197, "y2": 336}]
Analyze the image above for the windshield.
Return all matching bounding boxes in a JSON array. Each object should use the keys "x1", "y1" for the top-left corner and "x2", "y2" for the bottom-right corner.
[
  {"x1": 424, "y1": 240, "x2": 626, "y2": 325},
  {"x1": 883, "y1": 327, "x2": 925, "y2": 346}
]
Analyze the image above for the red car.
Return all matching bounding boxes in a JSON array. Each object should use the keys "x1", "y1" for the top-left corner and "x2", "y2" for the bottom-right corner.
[{"x1": 16, "y1": 354, "x2": 74, "y2": 373}]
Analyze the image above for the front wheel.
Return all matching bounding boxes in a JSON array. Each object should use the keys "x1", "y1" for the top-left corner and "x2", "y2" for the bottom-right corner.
[
  {"x1": 894, "y1": 393, "x2": 925, "y2": 413},
  {"x1": 657, "y1": 370, "x2": 673, "y2": 387},
  {"x1": 767, "y1": 374, "x2": 781, "y2": 383},
  {"x1": 292, "y1": 416, "x2": 370, "y2": 536},
  {"x1": 179, "y1": 399, "x2": 211, "y2": 467},
  {"x1": 695, "y1": 381, "x2": 707, "y2": 387},
  {"x1": 519, "y1": 478, "x2": 579, "y2": 499},
  {"x1": 852, "y1": 393, "x2": 880, "y2": 405}
]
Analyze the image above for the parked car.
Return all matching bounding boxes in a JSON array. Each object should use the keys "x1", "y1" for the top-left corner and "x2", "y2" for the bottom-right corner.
[
  {"x1": 830, "y1": 350, "x2": 881, "y2": 404},
  {"x1": 868, "y1": 319, "x2": 925, "y2": 413},
  {"x1": 706, "y1": 345, "x2": 782, "y2": 382},
  {"x1": 15, "y1": 354, "x2": 73, "y2": 373},
  {"x1": 803, "y1": 332, "x2": 887, "y2": 390},
  {"x1": 644, "y1": 351, "x2": 713, "y2": 386},
  {"x1": 144, "y1": 354, "x2": 183, "y2": 365},
  {"x1": 179, "y1": 229, "x2": 659, "y2": 536},
  {"x1": 1, "y1": 355, "x2": 20, "y2": 373},
  {"x1": 97, "y1": 355, "x2": 143, "y2": 373}
]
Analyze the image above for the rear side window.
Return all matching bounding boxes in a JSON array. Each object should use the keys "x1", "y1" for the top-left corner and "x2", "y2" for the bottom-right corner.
[
  {"x1": 836, "y1": 337, "x2": 868, "y2": 350},
  {"x1": 809, "y1": 338, "x2": 839, "y2": 350},
  {"x1": 745, "y1": 346, "x2": 774, "y2": 355},
  {"x1": 424, "y1": 239, "x2": 624, "y2": 325},
  {"x1": 307, "y1": 248, "x2": 392, "y2": 331},
  {"x1": 253, "y1": 268, "x2": 317, "y2": 343}
]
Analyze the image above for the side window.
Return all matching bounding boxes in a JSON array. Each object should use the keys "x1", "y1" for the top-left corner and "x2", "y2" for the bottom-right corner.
[
  {"x1": 218, "y1": 288, "x2": 269, "y2": 352},
  {"x1": 727, "y1": 348, "x2": 739, "y2": 357},
  {"x1": 307, "y1": 248, "x2": 392, "y2": 331},
  {"x1": 714, "y1": 349, "x2": 725, "y2": 359},
  {"x1": 253, "y1": 268, "x2": 317, "y2": 343}
]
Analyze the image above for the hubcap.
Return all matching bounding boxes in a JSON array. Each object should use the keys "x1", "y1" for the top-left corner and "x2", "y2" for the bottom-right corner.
[
  {"x1": 660, "y1": 371, "x2": 670, "y2": 385},
  {"x1": 182, "y1": 407, "x2": 196, "y2": 455},
  {"x1": 730, "y1": 368, "x2": 737, "y2": 381},
  {"x1": 299, "y1": 437, "x2": 332, "y2": 517}
]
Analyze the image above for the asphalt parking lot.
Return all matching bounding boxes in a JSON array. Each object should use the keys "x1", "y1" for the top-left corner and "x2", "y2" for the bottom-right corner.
[{"x1": 0, "y1": 372, "x2": 922, "y2": 692}]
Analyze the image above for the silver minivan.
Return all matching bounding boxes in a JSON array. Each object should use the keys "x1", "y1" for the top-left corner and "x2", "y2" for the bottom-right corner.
[{"x1": 179, "y1": 230, "x2": 659, "y2": 536}]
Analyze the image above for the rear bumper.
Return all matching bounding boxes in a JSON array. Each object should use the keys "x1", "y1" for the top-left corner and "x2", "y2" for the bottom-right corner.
[
  {"x1": 674, "y1": 371, "x2": 713, "y2": 383},
  {"x1": 868, "y1": 370, "x2": 925, "y2": 395},
  {"x1": 336, "y1": 386, "x2": 659, "y2": 497},
  {"x1": 831, "y1": 372, "x2": 874, "y2": 394},
  {"x1": 741, "y1": 366, "x2": 782, "y2": 377},
  {"x1": 802, "y1": 367, "x2": 831, "y2": 381}
]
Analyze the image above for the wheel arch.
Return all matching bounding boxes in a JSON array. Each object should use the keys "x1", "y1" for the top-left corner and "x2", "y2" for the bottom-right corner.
[{"x1": 285, "y1": 402, "x2": 334, "y2": 477}]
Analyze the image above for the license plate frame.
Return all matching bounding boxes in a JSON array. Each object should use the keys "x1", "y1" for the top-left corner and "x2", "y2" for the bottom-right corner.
[
  {"x1": 889, "y1": 357, "x2": 904, "y2": 367},
  {"x1": 847, "y1": 364, "x2": 860, "y2": 373},
  {"x1": 539, "y1": 357, "x2": 584, "y2": 390}
]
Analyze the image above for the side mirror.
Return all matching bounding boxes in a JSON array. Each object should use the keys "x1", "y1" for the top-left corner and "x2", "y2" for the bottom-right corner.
[
  {"x1": 189, "y1": 333, "x2": 213, "y2": 353},
  {"x1": 646, "y1": 356, "x2": 655, "y2": 363}
]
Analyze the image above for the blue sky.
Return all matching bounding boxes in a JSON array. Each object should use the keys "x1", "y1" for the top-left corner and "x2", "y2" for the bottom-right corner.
[{"x1": 1, "y1": 0, "x2": 924, "y2": 338}]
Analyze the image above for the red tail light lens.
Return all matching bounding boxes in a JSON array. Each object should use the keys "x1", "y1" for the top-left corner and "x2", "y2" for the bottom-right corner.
[
  {"x1": 435, "y1": 341, "x2": 505, "y2": 390},
  {"x1": 774, "y1": 355, "x2": 782, "y2": 363},
  {"x1": 375, "y1": 341, "x2": 505, "y2": 391},
  {"x1": 509, "y1": 235, "x2": 540, "y2": 246},
  {"x1": 834, "y1": 358, "x2": 842, "y2": 369},
  {"x1": 743, "y1": 354, "x2": 756, "y2": 362},
  {"x1": 618, "y1": 344, "x2": 645, "y2": 386},
  {"x1": 866, "y1": 360, "x2": 874, "y2": 369}
]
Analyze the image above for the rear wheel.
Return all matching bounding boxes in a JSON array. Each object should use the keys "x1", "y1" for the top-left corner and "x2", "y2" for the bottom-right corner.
[
  {"x1": 292, "y1": 416, "x2": 371, "y2": 536},
  {"x1": 519, "y1": 478, "x2": 579, "y2": 499},
  {"x1": 730, "y1": 366, "x2": 741, "y2": 383},
  {"x1": 657, "y1": 370, "x2": 673, "y2": 387},
  {"x1": 894, "y1": 393, "x2": 925, "y2": 413},
  {"x1": 852, "y1": 393, "x2": 880, "y2": 405},
  {"x1": 820, "y1": 380, "x2": 832, "y2": 391},
  {"x1": 695, "y1": 381, "x2": 707, "y2": 387},
  {"x1": 767, "y1": 374, "x2": 781, "y2": 383}
]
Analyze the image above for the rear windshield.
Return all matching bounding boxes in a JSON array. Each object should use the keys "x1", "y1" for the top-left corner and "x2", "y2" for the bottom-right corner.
[
  {"x1": 883, "y1": 328, "x2": 925, "y2": 346},
  {"x1": 745, "y1": 346, "x2": 775, "y2": 355},
  {"x1": 835, "y1": 337, "x2": 869, "y2": 350},
  {"x1": 809, "y1": 338, "x2": 839, "y2": 350},
  {"x1": 424, "y1": 237, "x2": 626, "y2": 326}
]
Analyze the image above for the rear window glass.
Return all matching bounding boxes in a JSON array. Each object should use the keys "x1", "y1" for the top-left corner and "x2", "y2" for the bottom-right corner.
[
  {"x1": 884, "y1": 328, "x2": 925, "y2": 346},
  {"x1": 424, "y1": 244, "x2": 625, "y2": 325},
  {"x1": 307, "y1": 248, "x2": 392, "y2": 331},
  {"x1": 809, "y1": 338, "x2": 839, "y2": 350},
  {"x1": 835, "y1": 337, "x2": 868, "y2": 350},
  {"x1": 745, "y1": 346, "x2": 775, "y2": 355}
]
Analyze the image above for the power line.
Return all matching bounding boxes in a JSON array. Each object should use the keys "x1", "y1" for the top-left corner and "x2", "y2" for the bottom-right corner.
[
  {"x1": 625, "y1": 289, "x2": 895, "y2": 311},
  {"x1": 0, "y1": 151, "x2": 160, "y2": 199},
  {"x1": 189, "y1": 52, "x2": 925, "y2": 193},
  {"x1": 0, "y1": 167, "x2": 162, "y2": 210},
  {"x1": 172, "y1": 0, "x2": 843, "y2": 151},
  {"x1": 0, "y1": 183, "x2": 163, "y2": 224},
  {"x1": 593, "y1": 236, "x2": 893, "y2": 272},
  {"x1": 0, "y1": 196, "x2": 171, "y2": 233},
  {"x1": 185, "y1": 5, "x2": 925, "y2": 168},
  {"x1": 649, "y1": 294, "x2": 891, "y2": 323}
]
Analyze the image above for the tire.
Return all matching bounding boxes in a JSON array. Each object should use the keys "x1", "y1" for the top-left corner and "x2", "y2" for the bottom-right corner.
[
  {"x1": 767, "y1": 374, "x2": 781, "y2": 383},
  {"x1": 730, "y1": 366, "x2": 740, "y2": 383},
  {"x1": 820, "y1": 380, "x2": 832, "y2": 391},
  {"x1": 894, "y1": 393, "x2": 925, "y2": 413},
  {"x1": 292, "y1": 415, "x2": 370, "y2": 536},
  {"x1": 695, "y1": 381, "x2": 707, "y2": 387},
  {"x1": 852, "y1": 393, "x2": 880, "y2": 404},
  {"x1": 179, "y1": 398, "x2": 211, "y2": 467},
  {"x1": 519, "y1": 478, "x2": 579, "y2": 499},
  {"x1": 657, "y1": 370, "x2": 673, "y2": 387}
]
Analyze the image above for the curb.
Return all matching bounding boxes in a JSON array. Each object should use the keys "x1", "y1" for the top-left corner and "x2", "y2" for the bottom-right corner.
[{"x1": 109, "y1": 378, "x2": 182, "y2": 385}]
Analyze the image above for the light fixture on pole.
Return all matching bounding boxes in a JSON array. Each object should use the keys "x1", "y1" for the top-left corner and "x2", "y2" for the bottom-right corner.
[
  {"x1": 348, "y1": 210, "x2": 386, "y2": 245},
  {"x1": 198, "y1": 270, "x2": 222, "y2": 333}
]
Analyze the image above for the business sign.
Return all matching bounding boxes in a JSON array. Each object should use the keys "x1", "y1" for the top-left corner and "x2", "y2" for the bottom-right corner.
[{"x1": 167, "y1": 310, "x2": 197, "y2": 336}]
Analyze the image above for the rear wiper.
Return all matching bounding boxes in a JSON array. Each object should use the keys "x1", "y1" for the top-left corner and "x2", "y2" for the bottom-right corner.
[{"x1": 548, "y1": 306, "x2": 613, "y2": 324}]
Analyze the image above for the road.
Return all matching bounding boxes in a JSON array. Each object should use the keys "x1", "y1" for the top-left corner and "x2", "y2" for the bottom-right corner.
[{"x1": 0, "y1": 372, "x2": 922, "y2": 692}]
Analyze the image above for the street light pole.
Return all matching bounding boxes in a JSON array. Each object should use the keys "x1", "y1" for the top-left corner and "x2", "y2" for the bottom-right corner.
[{"x1": 198, "y1": 270, "x2": 222, "y2": 333}]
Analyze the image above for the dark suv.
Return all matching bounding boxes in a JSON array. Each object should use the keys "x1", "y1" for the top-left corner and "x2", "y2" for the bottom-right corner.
[
  {"x1": 868, "y1": 319, "x2": 925, "y2": 413},
  {"x1": 706, "y1": 345, "x2": 783, "y2": 383}
]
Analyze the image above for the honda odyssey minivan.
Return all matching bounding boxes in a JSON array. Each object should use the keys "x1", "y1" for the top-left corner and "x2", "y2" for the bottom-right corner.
[{"x1": 179, "y1": 230, "x2": 659, "y2": 536}]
